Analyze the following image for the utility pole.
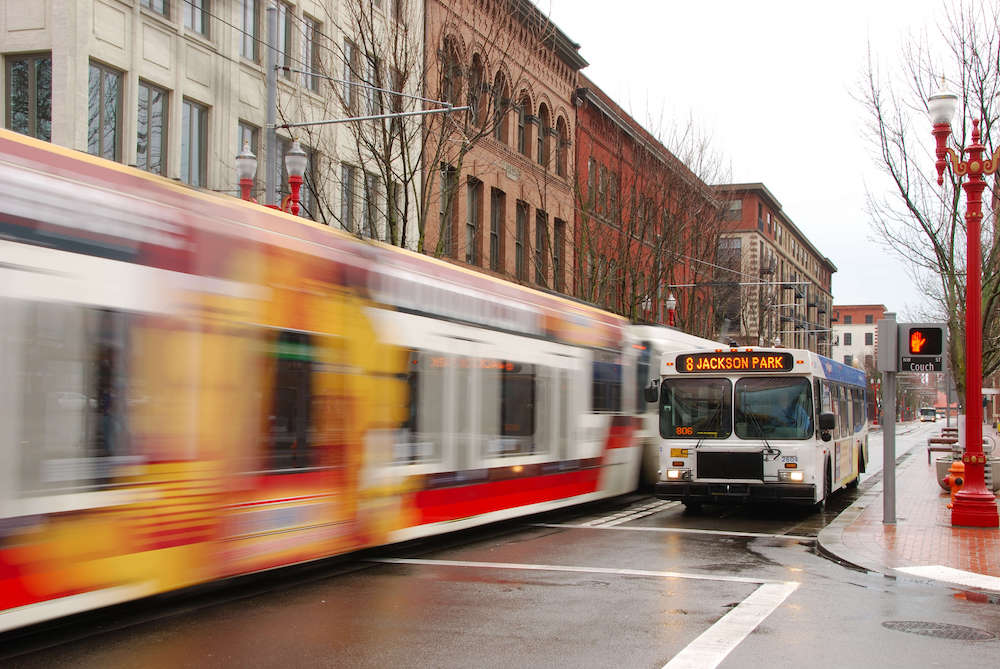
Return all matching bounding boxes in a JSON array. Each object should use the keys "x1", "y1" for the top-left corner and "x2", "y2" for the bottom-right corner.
[
  {"x1": 877, "y1": 312, "x2": 898, "y2": 524},
  {"x1": 265, "y1": 1, "x2": 278, "y2": 207}
]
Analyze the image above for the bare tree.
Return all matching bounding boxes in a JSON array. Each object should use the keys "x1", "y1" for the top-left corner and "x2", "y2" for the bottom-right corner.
[
  {"x1": 861, "y1": 0, "x2": 1000, "y2": 394},
  {"x1": 276, "y1": 0, "x2": 555, "y2": 254},
  {"x1": 573, "y1": 113, "x2": 728, "y2": 339}
]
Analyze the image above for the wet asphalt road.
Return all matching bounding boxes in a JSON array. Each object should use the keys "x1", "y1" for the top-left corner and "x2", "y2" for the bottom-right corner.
[{"x1": 6, "y1": 423, "x2": 1000, "y2": 668}]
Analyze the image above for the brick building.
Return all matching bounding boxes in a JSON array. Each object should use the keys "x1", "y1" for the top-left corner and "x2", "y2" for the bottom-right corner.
[
  {"x1": 571, "y1": 74, "x2": 720, "y2": 334},
  {"x1": 422, "y1": 0, "x2": 583, "y2": 291},
  {"x1": 711, "y1": 183, "x2": 836, "y2": 354}
]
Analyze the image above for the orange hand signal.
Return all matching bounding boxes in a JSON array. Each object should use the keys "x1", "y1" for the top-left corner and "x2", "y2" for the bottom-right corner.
[{"x1": 910, "y1": 330, "x2": 927, "y2": 353}]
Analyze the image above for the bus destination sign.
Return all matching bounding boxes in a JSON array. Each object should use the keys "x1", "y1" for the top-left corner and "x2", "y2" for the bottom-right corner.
[{"x1": 676, "y1": 351, "x2": 795, "y2": 373}]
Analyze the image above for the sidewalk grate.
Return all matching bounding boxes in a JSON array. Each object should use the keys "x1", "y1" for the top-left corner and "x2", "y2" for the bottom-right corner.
[{"x1": 881, "y1": 620, "x2": 997, "y2": 641}]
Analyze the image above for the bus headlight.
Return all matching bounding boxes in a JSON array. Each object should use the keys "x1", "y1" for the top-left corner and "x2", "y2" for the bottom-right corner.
[
  {"x1": 779, "y1": 470, "x2": 805, "y2": 483},
  {"x1": 665, "y1": 469, "x2": 691, "y2": 481}
]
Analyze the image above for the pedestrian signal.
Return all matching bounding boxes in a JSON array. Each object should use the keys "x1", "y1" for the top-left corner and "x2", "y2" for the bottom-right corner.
[{"x1": 907, "y1": 327, "x2": 942, "y2": 355}]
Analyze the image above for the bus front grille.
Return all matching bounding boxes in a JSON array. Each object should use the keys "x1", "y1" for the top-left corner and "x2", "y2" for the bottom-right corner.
[{"x1": 697, "y1": 451, "x2": 763, "y2": 480}]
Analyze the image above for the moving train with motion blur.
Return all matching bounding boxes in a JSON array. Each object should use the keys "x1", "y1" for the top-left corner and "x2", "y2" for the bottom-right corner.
[{"x1": 0, "y1": 128, "x2": 718, "y2": 633}]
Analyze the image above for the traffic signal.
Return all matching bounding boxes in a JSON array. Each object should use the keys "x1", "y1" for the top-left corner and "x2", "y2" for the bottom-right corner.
[{"x1": 906, "y1": 326, "x2": 943, "y2": 356}]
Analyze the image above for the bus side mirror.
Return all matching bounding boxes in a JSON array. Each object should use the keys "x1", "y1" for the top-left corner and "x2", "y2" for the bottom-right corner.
[
  {"x1": 819, "y1": 412, "x2": 836, "y2": 431},
  {"x1": 644, "y1": 380, "x2": 660, "y2": 403}
]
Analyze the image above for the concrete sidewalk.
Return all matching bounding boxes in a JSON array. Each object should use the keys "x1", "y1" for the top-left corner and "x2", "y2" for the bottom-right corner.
[{"x1": 818, "y1": 421, "x2": 1000, "y2": 591}]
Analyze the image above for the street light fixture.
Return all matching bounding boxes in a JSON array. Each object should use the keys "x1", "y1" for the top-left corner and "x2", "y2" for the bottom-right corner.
[
  {"x1": 928, "y1": 78, "x2": 999, "y2": 527},
  {"x1": 235, "y1": 142, "x2": 257, "y2": 202},
  {"x1": 665, "y1": 293, "x2": 677, "y2": 327},
  {"x1": 284, "y1": 140, "x2": 308, "y2": 217}
]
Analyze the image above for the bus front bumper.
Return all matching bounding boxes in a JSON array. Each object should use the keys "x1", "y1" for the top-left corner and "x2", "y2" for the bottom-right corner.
[{"x1": 655, "y1": 481, "x2": 817, "y2": 505}]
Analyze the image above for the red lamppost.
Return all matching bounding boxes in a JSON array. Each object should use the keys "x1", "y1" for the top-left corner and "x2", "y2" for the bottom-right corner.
[
  {"x1": 284, "y1": 140, "x2": 308, "y2": 217},
  {"x1": 665, "y1": 293, "x2": 677, "y2": 328},
  {"x1": 928, "y1": 81, "x2": 1000, "y2": 527},
  {"x1": 235, "y1": 142, "x2": 257, "y2": 202}
]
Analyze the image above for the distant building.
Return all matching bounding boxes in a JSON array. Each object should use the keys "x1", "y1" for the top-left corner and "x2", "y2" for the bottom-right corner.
[
  {"x1": 830, "y1": 304, "x2": 886, "y2": 371},
  {"x1": 711, "y1": 183, "x2": 836, "y2": 354}
]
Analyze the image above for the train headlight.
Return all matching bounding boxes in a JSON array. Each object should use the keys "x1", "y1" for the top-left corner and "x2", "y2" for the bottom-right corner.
[
  {"x1": 779, "y1": 471, "x2": 805, "y2": 483},
  {"x1": 665, "y1": 469, "x2": 691, "y2": 481}
]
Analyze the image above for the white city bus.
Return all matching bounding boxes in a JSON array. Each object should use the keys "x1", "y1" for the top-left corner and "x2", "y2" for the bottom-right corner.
[{"x1": 646, "y1": 347, "x2": 869, "y2": 509}]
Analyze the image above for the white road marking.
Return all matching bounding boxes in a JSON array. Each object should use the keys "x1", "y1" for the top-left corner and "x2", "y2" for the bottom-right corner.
[
  {"x1": 581, "y1": 499, "x2": 674, "y2": 526},
  {"x1": 598, "y1": 501, "x2": 681, "y2": 527},
  {"x1": 895, "y1": 565, "x2": 1000, "y2": 592},
  {"x1": 533, "y1": 523, "x2": 813, "y2": 541},
  {"x1": 661, "y1": 582, "x2": 800, "y2": 669},
  {"x1": 371, "y1": 557, "x2": 781, "y2": 585}
]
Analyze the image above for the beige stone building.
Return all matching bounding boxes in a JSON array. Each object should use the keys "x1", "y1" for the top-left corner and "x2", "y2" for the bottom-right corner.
[{"x1": 2, "y1": 0, "x2": 422, "y2": 245}]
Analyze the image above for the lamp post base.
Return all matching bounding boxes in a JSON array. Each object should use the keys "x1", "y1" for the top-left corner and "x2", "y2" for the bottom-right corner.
[{"x1": 951, "y1": 487, "x2": 1000, "y2": 527}]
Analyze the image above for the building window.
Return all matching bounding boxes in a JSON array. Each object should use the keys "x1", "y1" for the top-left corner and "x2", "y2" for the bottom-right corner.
[
  {"x1": 865, "y1": 314, "x2": 873, "y2": 324},
  {"x1": 136, "y1": 81, "x2": 168, "y2": 175},
  {"x1": 535, "y1": 210, "x2": 548, "y2": 286},
  {"x1": 362, "y1": 171, "x2": 380, "y2": 239},
  {"x1": 536, "y1": 104, "x2": 550, "y2": 167},
  {"x1": 341, "y1": 163, "x2": 357, "y2": 232},
  {"x1": 466, "y1": 178, "x2": 482, "y2": 265},
  {"x1": 391, "y1": 0, "x2": 405, "y2": 22},
  {"x1": 439, "y1": 164, "x2": 458, "y2": 257},
  {"x1": 366, "y1": 57, "x2": 382, "y2": 115},
  {"x1": 343, "y1": 39, "x2": 359, "y2": 113},
  {"x1": 724, "y1": 199, "x2": 742, "y2": 221},
  {"x1": 844, "y1": 355, "x2": 853, "y2": 365},
  {"x1": 844, "y1": 315, "x2": 852, "y2": 324},
  {"x1": 555, "y1": 118, "x2": 568, "y2": 177},
  {"x1": 141, "y1": 0, "x2": 169, "y2": 17},
  {"x1": 493, "y1": 72, "x2": 509, "y2": 144},
  {"x1": 180, "y1": 99, "x2": 208, "y2": 186},
  {"x1": 237, "y1": 121, "x2": 259, "y2": 195},
  {"x1": 277, "y1": 2, "x2": 293, "y2": 78},
  {"x1": 302, "y1": 16, "x2": 320, "y2": 91},
  {"x1": 516, "y1": 96, "x2": 529, "y2": 156},
  {"x1": 844, "y1": 333, "x2": 852, "y2": 346},
  {"x1": 5, "y1": 53, "x2": 52, "y2": 141},
  {"x1": 241, "y1": 0, "x2": 259, "y2": 61},
  {"x1": 490, "y1": 188, "x2": 504, "y2": 272},
  {"x1": 553, "y1": 218, "x2": 565, "y2": 292},
  {"x1": 515, "y1": 201, "x2": 528, "y2": 280},
  {"x1": 88, "y1": 61, "x2": 124, "y2": 162},
  {"x1": 184, "y1": 0, "x2": 208, "y2": 35},
  {"x1": 865, "y1": 332, "x2": 873, "y2": 346}
]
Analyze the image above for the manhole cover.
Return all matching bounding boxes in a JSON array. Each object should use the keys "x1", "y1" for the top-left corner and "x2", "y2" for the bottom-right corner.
[{"x1": 882, "y1": 620, "x2": 997, "y2": 641}]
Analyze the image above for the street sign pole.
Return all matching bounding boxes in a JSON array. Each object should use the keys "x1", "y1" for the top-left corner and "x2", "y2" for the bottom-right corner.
[{"x1": 877, "y1": 313, "x2": 898, "y2": 524}]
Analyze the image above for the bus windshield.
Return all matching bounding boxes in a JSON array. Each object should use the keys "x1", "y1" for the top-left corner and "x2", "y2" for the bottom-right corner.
[
  {"x1": 734, "y1": 377, "x2": 813, "y2": 440},
  {"x1": 660, "y1": 378, "x2": 732, "y2": 439},
  {"x1": 920, "y1": 408, "x2": 936, "y2": 417}
]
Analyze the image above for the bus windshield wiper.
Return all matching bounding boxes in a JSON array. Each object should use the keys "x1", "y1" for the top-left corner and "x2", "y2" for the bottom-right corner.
[{"x1": 744, "y1": 400, "x2": 780, "y2": 461}]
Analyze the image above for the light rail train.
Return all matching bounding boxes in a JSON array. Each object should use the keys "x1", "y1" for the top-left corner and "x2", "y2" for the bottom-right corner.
[{"x1": 0, "y1": 129, "x2": 715, "y2": 632}]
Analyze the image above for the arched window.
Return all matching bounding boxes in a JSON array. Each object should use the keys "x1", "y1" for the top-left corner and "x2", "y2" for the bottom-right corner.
[
  {"x1": 516, "y1": 93, "x2": 531, "y2": 157},
  {"x1": 555, "y1": 117, "x2": 568, "y2": 177},
  {"x1": 440, "y1": 39, "x2": 462, "y2": 107},
  {"x1": 492, "y1": 71, "x2": 509, "y2": 144},
  {"x1": 468, "y1": 55, "x2": 485, "y2": 125},
  {"x1": 536, "y1": 104, "x2": 550, "y2": 167}
]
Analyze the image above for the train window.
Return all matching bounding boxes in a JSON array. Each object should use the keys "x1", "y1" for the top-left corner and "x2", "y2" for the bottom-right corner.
[
  {"x1": 395, "y1": 349, "x2": 446, "y2": 464},
  {"x1": 558, "y1": 368, "x2": 571, "y2": 459},
  {"x1": 265, "y1": 331, "x2": 315, "y2": 470},
  {"x1": 592, "y1": 350, "x2": 622, "y2": 413},
  {"x1": 634, "y1": 342, "x2": 652, "y2": 414},
  {"x1": 488, "y1": 361, "x2": 535, "y2": 456},
  {"x1": 13, "y1": 302, "x2": 132, "y2": 493}
]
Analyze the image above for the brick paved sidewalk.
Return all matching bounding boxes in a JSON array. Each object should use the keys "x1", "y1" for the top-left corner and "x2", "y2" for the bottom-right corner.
[{"x1": 818, "y1": 422, "x2": 1000, "y2": 580}]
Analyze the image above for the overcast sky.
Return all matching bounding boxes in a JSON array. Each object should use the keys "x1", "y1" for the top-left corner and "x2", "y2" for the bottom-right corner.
[{"x1": 540, "y1": 0, "x2": 947, "y2": 318}]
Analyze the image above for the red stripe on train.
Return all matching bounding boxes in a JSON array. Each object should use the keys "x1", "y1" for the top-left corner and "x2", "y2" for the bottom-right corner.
[{"x1": 413, "y1": 469, "x2": 600, "y2": 525}]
